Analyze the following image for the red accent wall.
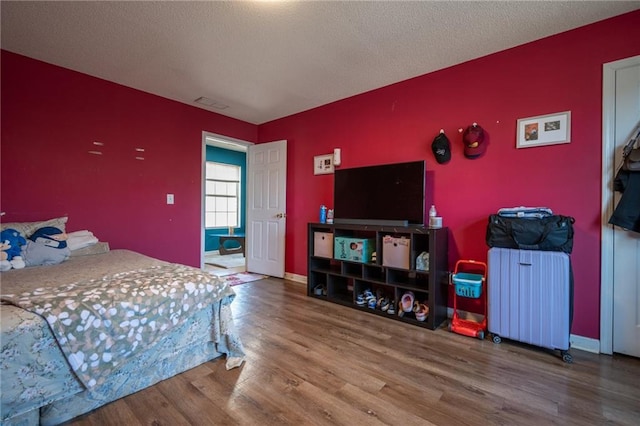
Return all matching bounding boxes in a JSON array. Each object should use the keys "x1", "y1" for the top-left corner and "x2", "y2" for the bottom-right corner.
[
  {"x1": 1, "y1": 50, "x2": 257, "y2": 267},
  {"x1": 2, "y1": 12, "x2": 640, "y2": 340},
  {"x1": 258, "y1": 11, "x2": 640, "y2": 339}
]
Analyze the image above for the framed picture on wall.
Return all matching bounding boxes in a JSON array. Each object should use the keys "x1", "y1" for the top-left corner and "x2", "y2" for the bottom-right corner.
[
  {"x1": 516, "y1": 111, "x2": 571, "y2": 149},
  {"x1": 314, "y1": 154, "x2": 334, "y2": 175}
]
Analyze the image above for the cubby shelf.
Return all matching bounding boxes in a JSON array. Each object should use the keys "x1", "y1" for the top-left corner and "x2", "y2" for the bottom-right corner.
[{"x1": 307, "y1": 222, "x2": 449, "y2": 330}]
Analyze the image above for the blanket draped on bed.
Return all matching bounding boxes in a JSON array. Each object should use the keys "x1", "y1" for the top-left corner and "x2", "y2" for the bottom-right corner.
[{"x1": 2, "y1": 263, "x2": 243, "y2": 389}]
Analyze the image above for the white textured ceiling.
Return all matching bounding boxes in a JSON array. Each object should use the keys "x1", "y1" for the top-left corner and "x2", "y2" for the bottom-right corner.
[{"x1": 2, "y1": 1, "x2": 639, "y2": 125}]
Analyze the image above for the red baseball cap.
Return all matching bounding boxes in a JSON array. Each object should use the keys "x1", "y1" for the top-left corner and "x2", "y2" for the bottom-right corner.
[{"x1": 463, "y1": 123, "x2": 487, "y2": 159}]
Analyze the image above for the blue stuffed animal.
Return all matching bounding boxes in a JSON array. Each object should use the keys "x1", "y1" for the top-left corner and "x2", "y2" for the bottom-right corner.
[
  {"x1": 1, "y1": 228, "x2": 26, "y2": 260},
  {"x1": 0, "y1": 228, "x2": 27, "y2": 271}
]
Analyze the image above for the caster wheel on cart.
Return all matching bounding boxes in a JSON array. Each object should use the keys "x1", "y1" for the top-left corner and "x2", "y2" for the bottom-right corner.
[
  {"x1": 561, "y1": 352, "x2": 573, "y2": 364},
  {"x1": 492, "y1": 335, "x2": 502, "y2": 344},
  {"x1": 477, "y1": 330, "x2": 485, "y2": 340}
]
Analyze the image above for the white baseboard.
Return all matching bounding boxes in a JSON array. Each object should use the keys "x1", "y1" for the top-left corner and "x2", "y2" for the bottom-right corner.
[
  {"x1": 446, "y1": 308, "x2": 600, "y2": 354},
  {"x1": 569, "y1": 334, "x2": 600, "y2": 354},
  {"x1": 284, "y1": 272, "x2": 306, "y2": 284}
]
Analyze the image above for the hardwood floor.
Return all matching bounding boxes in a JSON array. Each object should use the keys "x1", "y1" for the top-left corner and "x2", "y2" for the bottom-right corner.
[{"x1": 66, "y1": 278, "x2": 640, "y2": 425}]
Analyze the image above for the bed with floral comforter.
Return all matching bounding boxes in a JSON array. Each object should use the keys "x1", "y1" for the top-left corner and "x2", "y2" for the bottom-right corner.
[{"x1": 0, "y1": 249, "x2": 245, "y2": 426}]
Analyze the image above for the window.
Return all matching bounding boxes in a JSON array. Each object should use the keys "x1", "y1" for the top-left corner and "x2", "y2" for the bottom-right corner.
[{"x1": 205, "y1": 162, "x2": 240, "y2": 228}]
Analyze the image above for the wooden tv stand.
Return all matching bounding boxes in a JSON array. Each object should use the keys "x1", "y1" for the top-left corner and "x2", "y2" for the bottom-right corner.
[{"x1": 307, "y1": 222, "x2": 448, "y2": 330}]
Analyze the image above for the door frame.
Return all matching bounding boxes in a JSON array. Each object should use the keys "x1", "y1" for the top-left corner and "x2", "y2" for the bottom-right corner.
[
  {"x1": 200, "y1": 131, "x2": 253, "y2": 269},
  {"x1": 600, "y1": 54, "x2": 640, "y2": 355}
]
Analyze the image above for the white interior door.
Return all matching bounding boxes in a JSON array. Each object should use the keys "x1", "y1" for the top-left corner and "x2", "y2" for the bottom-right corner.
[
  {"x1": 246, "y1": 140, "x2": 287, "y2": 277},
  {"x1": 611, "y1": 62, "x2": 640, "y2": 358},
  {"x1": 602, "y1": 55, "x2": 640, "y2": 357}
]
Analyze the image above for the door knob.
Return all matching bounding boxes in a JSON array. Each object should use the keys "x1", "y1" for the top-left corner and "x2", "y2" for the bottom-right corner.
[{"x1": 276, "y1": 213, "x2": 286, "y2": 219}]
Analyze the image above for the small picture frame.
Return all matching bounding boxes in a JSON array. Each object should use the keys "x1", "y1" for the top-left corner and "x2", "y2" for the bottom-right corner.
[
  {"x1": 314, "y1": 154, "x2": 334, "y2": 175},
  {"x1": 516, "y1": 111, "x2": 571, "y2": 149}
]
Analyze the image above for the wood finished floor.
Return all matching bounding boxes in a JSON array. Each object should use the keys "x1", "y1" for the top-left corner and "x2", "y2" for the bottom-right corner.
[{"x1": 66, "y1": 278, "x2": 640, "y2": 426}]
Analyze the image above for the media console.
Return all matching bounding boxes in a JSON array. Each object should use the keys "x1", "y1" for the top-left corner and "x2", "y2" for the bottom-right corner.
[{"x1": 307, "y1": 222, "x2": 449, "y2": 330}]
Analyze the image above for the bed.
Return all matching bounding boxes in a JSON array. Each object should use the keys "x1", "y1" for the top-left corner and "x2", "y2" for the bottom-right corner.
[{"x1": 0, "y1": 248, "x2": 245, "y2": 425}]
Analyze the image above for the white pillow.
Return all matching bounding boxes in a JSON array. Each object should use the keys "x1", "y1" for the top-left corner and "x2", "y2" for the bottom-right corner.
[{"x1": 69, "y1": 242, "x2": 110, "y2": 257}]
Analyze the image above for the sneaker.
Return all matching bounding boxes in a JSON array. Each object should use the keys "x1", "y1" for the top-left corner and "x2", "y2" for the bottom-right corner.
[
  {"x1": 367, "y1": 298, "x2": 377, "y2": 309},
  {"x1": 415, "y1": 304, "x2": 429, "y2": 322},
  {"x1": 376, "y1": 296, "x2": 386, "y2": 309},
  {"x1": 387, "y1": 300, "x2": 396, "y2": 315},
  {"x1": 400, "y1": 291, "x2": 415, "y2": 313},
  {"x1": 363, "y1": 289, "x2": 376, "y2": 305},
  {"x1": 380, "y1": 298, "x2": 390, "y2": 312},
  {"x1": 356, "y1": 294, "x2": 366, "y2": 306}
]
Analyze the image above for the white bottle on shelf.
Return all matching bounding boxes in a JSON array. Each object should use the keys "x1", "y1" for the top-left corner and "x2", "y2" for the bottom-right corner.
[{"x1": 429, "y1": 205, "x2": 441, "y2": 229}]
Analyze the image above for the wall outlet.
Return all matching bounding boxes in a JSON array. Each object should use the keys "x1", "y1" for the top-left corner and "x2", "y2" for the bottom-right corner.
[{"x1": 167, "y1": 194, "x2": 174, "y2": 204}]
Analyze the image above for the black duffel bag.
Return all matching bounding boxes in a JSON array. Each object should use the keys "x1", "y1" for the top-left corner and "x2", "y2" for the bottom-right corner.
[{"x1": 486, "y1": 214, "x2": 575, "y2": 253}]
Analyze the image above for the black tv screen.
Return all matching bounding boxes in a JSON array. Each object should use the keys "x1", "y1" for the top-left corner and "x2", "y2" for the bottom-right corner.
[{"x1": 334, "y1": 160, "x2": 425, "y2": 226}]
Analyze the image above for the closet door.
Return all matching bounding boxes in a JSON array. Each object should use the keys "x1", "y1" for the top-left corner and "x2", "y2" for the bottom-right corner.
[{"x1": 611, "y1": 61, "x2": 640, "y2": 358}]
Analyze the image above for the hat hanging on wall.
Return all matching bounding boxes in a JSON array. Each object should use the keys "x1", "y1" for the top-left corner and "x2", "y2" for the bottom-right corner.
[
  {"x1": 431, "y1": 129, "x2": 451, "y2": 164},
  {"x1": 463, "y1": 123, "x2": 487, "y2": 159}
]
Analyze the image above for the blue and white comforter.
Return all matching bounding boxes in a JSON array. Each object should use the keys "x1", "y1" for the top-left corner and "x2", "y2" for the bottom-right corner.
[{"x1": 0, "y1": 250, "x2": 245, "y2": 424}]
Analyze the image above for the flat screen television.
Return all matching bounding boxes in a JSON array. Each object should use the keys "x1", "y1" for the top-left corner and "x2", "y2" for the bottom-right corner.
[{"x1": 333, "y1": 160, "x2": 426, "y2": 226}]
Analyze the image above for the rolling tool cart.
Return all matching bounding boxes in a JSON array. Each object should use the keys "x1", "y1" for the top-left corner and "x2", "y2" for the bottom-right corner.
[{"x1": 449, "y1": 260, "x2": 487, "y2": 339}]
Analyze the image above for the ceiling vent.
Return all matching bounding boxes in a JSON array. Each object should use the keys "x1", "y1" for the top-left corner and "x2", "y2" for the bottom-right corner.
[{"x1": 194, "y1": 97, "x2": 229, "y2": 109}]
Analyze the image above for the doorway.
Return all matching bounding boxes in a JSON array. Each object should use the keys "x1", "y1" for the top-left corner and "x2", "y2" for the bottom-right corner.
[
  {"x1": 600, "y1": 54, "x2": 640, "y2": 357},
  {"x1": 201, "y1": 132, "x2": 251, "y2": 276}
]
